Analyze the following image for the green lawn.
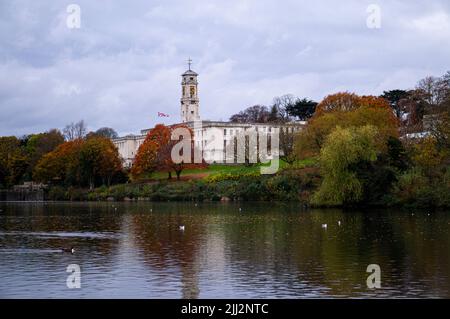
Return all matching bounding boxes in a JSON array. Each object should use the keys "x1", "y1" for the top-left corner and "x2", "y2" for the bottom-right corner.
[{"x1": 149, "y1": 158, "x2": 317, "y2": 180}]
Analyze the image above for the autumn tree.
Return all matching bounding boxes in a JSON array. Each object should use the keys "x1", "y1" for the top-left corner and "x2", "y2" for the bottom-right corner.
[
  {"x1": 79, "y1": 136, "x2": 123, "y2": 189},
  {"x1": 168, "y1": 124, "x2": 207, "y2": 180},
  {"x1": 295, "y1": 94, "x2": 398, "y2": 159},
  {"x1": 131, "y1": 124, "x2": 171, "y2": 179},
  {"x1": 24, "y1": 129, "x2": 65, "y2": 180},
  {"x1": 0, "y1": 137, "x2": 28, "y2": 188},
  {"x1": 131, "y1": 124, "x2": 206, "y2": 180},
  {"x1": 34, "y1": 137, "x2": 123, "y2": 188},
  {"x1": 314, "y1": 92, "x2": 361, "y2": 116},
  {"x1": 33, "y1": 140, "x2": 83, "y2": 185}
]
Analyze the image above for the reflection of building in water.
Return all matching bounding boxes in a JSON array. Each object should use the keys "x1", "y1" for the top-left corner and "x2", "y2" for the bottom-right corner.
[{"x1": 113, "y1": 61, "x2": 306, "y2": 167}]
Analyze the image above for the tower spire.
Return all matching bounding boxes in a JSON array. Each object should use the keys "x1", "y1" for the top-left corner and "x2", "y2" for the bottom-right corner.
[{"x1": 187, "y1": 57, "x2": 192, "y2": 70}]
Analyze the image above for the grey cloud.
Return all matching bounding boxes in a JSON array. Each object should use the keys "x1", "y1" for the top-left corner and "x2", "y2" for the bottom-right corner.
[{"x1": 0, "y1": 0, "x2": 449, "y2": 136}]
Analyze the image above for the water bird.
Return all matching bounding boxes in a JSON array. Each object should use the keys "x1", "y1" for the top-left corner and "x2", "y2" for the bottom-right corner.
[
  {"x1": 179, "y1": 225, "x2": 185, "y2": 231},
  {"x1": 338, "y1": 221, "x2": 341, "y2": 226},
  {"x1": 62, "y1": 247, "x2": 75, "y2": 254},
  {"x1": 239, "y1": 208, "x2": 242, "y2": 212},
  {"x1": 322, "y1": 224, "x2": 328, "y2": 229}
]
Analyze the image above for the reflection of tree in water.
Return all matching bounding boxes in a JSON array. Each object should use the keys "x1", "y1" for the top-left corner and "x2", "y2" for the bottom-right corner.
[{"x1": 129, "y1": 204, "x2": 210, "y2": 298}]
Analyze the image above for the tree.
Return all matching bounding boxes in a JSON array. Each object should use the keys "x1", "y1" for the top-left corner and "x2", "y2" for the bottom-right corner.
[
  {"x1": 286, "y1": 98, "x2": 318, "y2": 121},
  {"x1": 95, "y1": 127, "x2": 119, "y2": 139},
  {"x1": 416, "y1": 76, "x2": 449, "y2": 108},
  {"x1": 380, "y1": 90, "x2": 410, "y2": 118},
  {"x1": 79, "y1": 136, "x2": 123, "y2": 189},
  {"x1": 271, "y1": 94, "x2": 295, "y2": 122},
  {"x1": 131, "y1": 124, "x2": 206, "y2": 180},
  {"x1": 33, "y1": 137, "x2": 123, "y2": 188},
  {"x1": 0, "y1": 136, "x2": 28, "y2": 188},
  {"x1": 24, "y1": 129, "x2": 65, "y2": 180},
  {"x1": 164, "y1": 124, "x2": 207, "y2": 180},
  {"x1": 63, "y1": 120, "x2": 87, "y2": 141},
  {"x1": 314, "y1": 92, "x2": 361, "y2": 116},
  {"x1": 33, "y1": 140, "x2": 83, "y2": 185},
  {"x1": 279, "y1": 127, "x2": 297, "y2": 165},
  {"x1": 230, "y1": 105, "x2": 270, "y2": 123},
  {"x1": 312, "y1": 125, "x2": 378, "y2": 206},
  {"x1": 428, "y1": 110, "x2": 450, "y2": 151},
  {"x1": 295, "y1": 95, "x2": 398, "y2": 159}
]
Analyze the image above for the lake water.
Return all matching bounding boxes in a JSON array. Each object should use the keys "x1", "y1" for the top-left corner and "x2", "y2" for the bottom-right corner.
[{"x1": 0, "y1": 202, "x2": 449, "y2": 298}]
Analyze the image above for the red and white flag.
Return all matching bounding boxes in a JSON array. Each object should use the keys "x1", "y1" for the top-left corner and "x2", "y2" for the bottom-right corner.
[{"x1": 158, "y1": 112, "x2": 170, "y2": 117}]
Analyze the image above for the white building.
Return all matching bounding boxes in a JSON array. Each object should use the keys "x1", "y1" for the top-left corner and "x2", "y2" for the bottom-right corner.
[{"x1": 113, "y1": 63, "x2": 306, "y2": 167}]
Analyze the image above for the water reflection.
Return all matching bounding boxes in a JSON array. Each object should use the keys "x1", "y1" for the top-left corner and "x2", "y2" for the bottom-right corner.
[{"x1": 0, "y1": 202, "x2": 449, "y2": 298}]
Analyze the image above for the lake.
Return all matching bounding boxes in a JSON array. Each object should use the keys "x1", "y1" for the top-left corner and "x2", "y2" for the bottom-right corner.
[{"x1": 0, "y1": 202, "x2": 449, "y2": 298}]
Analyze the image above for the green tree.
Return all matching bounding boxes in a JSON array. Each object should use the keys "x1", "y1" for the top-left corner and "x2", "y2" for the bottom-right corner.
[
  {"x1": 286, "y1": 98, "x2": 318, "y2": 121},
  {"x1": 312, "y1": 126, "x2": 378, "y2": 206},
  {"x1": 94, "y1": 127, "x2": 119, "y2": 139},
  {"x1": 380, "y1": 90, "x2": 409, "y2": 118}
]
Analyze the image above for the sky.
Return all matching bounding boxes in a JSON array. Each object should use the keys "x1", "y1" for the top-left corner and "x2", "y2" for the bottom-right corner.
[{"x1": 1, "y1": 0, "x2": 450, "y2": 137}]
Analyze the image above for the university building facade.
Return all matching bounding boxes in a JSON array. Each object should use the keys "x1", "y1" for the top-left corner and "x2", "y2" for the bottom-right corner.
[{"x1": 113, "y1": 64, "x2": 306, "y2": 167}]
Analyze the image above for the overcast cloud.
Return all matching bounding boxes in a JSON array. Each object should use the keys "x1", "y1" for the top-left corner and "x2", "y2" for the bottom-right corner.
[{"x1": 1, "y1": 0, "x2": 450, "y2": 136}]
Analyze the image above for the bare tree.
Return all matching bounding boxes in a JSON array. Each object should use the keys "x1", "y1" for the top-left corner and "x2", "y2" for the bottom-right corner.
[
  {"x1": 63, "y1": 120, "x2": 87, "y2": 141},
  {"x1": 272, "y1": 94, "x2": 296, "y2": 122},
  {"x1": 416, "y1": 76, "x2": 449, "y2": 108},
  {"x1": 229, "y1": 105, "x2": 270, "y2": 123}
]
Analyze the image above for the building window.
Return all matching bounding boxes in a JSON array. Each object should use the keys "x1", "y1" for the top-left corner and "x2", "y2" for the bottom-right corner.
[
  {"x1": 224, "y1": 129, "x2": 227, "y2": 135},
  {"x1": 191, "y1": 111, "x2": 194, "y2": 114},
  {"x1": 190, "y1": 77, "x2": 194, "y2": 80},
  {"x1": 191, "y1": 100, "x2": 195, "y2": 104}
]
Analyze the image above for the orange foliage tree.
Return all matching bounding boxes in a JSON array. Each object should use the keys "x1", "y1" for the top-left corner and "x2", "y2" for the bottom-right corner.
[
  {"x1": 33, "y1": 137, "x2": 123, "y2": 188},
  {"x1": 295, "y1": 93, "x2": 399, "y2": 158},
  {"x1": 314, "y1": 92, "x2": 361, "y2": 116},
  {"x1": 33, "y1": 139, "x2": 83, "y2": 185},
  {"x1": 131, "y1": 124, "x2": 207, "y2": 180}
]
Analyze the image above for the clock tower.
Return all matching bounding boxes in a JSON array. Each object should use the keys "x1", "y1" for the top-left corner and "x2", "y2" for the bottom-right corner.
[{"x1": 180, "y1": 58, "x2": 200, "y2": 122}]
